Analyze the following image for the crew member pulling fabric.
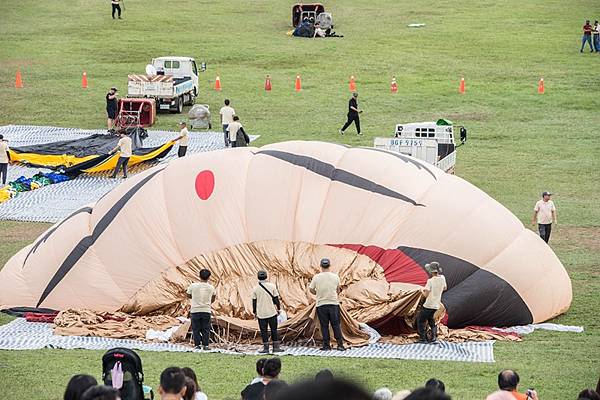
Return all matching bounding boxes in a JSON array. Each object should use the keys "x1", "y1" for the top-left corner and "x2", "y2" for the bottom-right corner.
[
  {"x1": 175, "y1": 121, "x2": 189, "y2": 157},
  {"x1": 416, "y1": 262, "x2": 447, "y2": 344},
  {"x1": 109, "y1": 132, "x2": 132, "y2": 179},
  {"x1": 0, "y1": 135, "x2": 9, "y2": 185}
]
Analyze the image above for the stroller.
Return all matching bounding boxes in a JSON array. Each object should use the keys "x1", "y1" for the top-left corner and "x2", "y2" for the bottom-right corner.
[{"x1": 102, "y1": 348, "x2": 153, "y2": 400}]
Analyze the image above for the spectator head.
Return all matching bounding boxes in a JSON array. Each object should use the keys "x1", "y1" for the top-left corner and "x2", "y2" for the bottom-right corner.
[
  {"x1": 373, "y1": 388, "x2": 393, "y2": 400},
  {"x1": 352, "y1": 92, "x2": 359, "y2": 98},
  {"x1": 485, "y1": 391, "x2": 515, "y2": 400},
  {"x1": 233, "y1": 115, "x2": 240, "y2": 121},
  {"x1": 404, "y1": 387, "x2": 451, "y2": 400},
  {"x1": 586, "y1": 20, "x2": 590, "y2": 24},
  {"x1": 498, "y1": 370, "x2": 519, "y2": 392},
  {"x1": 425, "y1": 379, "x2": 445, "y2": 393},
  {"x1": 392, "y1": 391, "x2": 412, "y2": 400},
  {"x1": 320, "y1": 258, "x2": 331, "y2": 269},
  {"x1": 81, "y1": 386, "x2": 120, "y2": 400},
  {"x1": 179, "y1": 121, "x2": 186, "y2": 127},
  {"x1": 181, "y1": 367, "x2": 201, "y2": 392},
  {"x1": 256, "y1": 358, "x2": 267, "y2": 376},
  {"x1": 578, "y1": 389, "x2": 600, "y2": 400},
  {"x1": 258, "y1": 270, "x2": 268, "y2": 281},
  {"x1": 224, "y1": 99, "x2": 230, "y2": 105},
  {"x1": 159, "y1": 367, "x2": 186, "y2": 397},
  {"x1": 182, "y1": 377, "x2": 197, "y2": 400},
  {"x1": 264, "y1": 380, "x2": 289, "y2": 400},
  {"x1": 263, "y1": 357, "x2": 282, "y2": 379},
  {"x1": 64, "y1": 374, "x2": 98, "y2": 400},
  {"x1": 199, "y1": 269, "x2": 211, "y2": 281},
  {"x1": 273, "y1": 378, "x2": 371, "y2": 400},
  {"x1": 314, "y1": 369, "x2": 334, "y2": 383},
  {"x1": 110, "y1": 87, "x2": 117, "y2": 94}
]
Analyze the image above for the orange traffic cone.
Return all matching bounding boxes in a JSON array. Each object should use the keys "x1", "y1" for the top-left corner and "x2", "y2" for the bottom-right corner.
[
  {"x1": 391, "y1": 76, "x2": 398, "y2": 93},
  {"x1": 265, "y1": 75, "x2": 272, "y2": 91},
  {"x1": 537, "y1": 77, "x2": 544, "y2": 94},
  {"x1": 295, "y1": 75, "x2": 301, "y2": 92},
  {"x1": 349, "y1": 75, "x2": 356, "y2": 92},
  {"x1": 459, "y1": 77, "x2": 465, "y2": 94},
  {"x1": 82, "y1": 71, "x2": 88, "y2": 89},
  {"x1": 215, "y1": 75, "x2": 222, "y2": 91},
  {"x1": 15, "y1": 70, "x2": 23, "y2": 88}
]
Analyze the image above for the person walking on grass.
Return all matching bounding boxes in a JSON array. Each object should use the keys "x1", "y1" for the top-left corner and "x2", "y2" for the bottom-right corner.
[
  {"x1": 581, "y1": 20, "x2": 594, "y2": 52},
  {"x1": 309, "y1": 258, "x2": 346, "y2": 351},
  {"x1": 106, "y1": 87, "x2": 118, "y2": 132},
  {"x1": 111, "y1": 0, "x2": 123, "y2": 19},
  {"x1": 186, "y1": 269, "x2": 216, "y2": 350},
  {"x1": 339, "y1": 92, "x2": 363, "y2": 135},
  {"x1": 532, "y1": 191, "x2": 557, "y2": 243},
  {"x1": 175, "y1": 121, "x2": 189, "y2": 157},
  {"x1": 0, "y1": 135, "x2": 10, "y2": 185},
  {"x1": 252, "y1": 270, "x2": 284, "y2": 354},
  {"x1": 219, "y1": 99, "x2": 235, "y2": 147},
  {"x1": 416, "y1": 262, "x2": 447, "y2": 344},
  {"x1": 109, "y1": 131, "x2": 132, "y2": 179}
]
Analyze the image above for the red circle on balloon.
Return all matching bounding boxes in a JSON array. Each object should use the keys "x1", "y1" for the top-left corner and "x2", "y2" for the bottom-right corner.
[{"x1": 195, "y1": 170, "x2": 215, "y2": 200}]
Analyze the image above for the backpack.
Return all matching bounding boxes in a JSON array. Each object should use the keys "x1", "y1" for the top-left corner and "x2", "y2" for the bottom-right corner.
[{"x1": 102, "y1": 348, "x2": 149, "y2": 400}]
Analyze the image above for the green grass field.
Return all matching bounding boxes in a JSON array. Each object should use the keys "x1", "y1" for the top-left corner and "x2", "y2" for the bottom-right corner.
[{"x1": 0, "y1": 0, "x2": 599, "y2": 399}]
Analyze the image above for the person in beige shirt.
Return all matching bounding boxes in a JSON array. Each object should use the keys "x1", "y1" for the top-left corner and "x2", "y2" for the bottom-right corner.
[
  {"x1": 175, "y1": 121, "x2": 189, "y2": 158},
  {"x1": 532, "y1": 191, "x2": 557, "y2": 243},
  {"x1": 251, "y1": 270, "x2": 284, "y2": 354},
  {"x1": 227, "y1": 116, "x2": 248, "y2": 148},
  {"x1": 219, "y1": 99, "x2": 235, "y2": 147},
  {"x1": 309, "y1": 258, "x2": 346, "y2": 351},
  {"x1": 109, "y1": 132, "x2": 132, "y2": 179},
  {"x1": 0, "y1": 135, "x2": 9, "y2": 185},
  {"x1": 186, "y1": 269, "x2": 216, "y2": 350},
  {"x1": 417, "y1": 262, "x2": 447, "y2": 344}
]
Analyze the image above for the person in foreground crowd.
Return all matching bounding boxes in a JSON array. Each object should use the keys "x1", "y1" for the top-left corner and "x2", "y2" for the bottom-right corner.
[
  {"x1": 241, "y1": 357, "x2": 283, "y2": 400},
  {"x1": 158, "y1": 367, "x2": 187, "y2": 400},
  {"x1": 425, "y1": 378, "x2": 445, "y2": 393},
  {"x1": 309, "y1": 258, "x2": 346, "y2": 351},
  {"x1": 314, "y1": 369, "x2": 334, "y2": 383},
  {"x1": 272, "y1": 378, "x2": 371, "y2": 400},
  {"x1": 263, "y1": 380, "x2": 288, "y2": 400},
  {"x1": 64, "y1": 374, "x2": 98, "y2": 400},
  {"x1": 416, "y1": 262, "x2": 447, "y2": 344},
  {"x1": 497, "y1": 369, "x2": 538, "y2": 400},
  {"x1": 181, "y1": 367, "x2": 208, "y2": 400},
  {"x1": 109, "y1": 131, "x2": 132, "y2": 179},
  {"x1": 175, "y1": 121, "x2": 189, "y2": 157},
  {"x1": 532, "y1": 191, "x2": 557, "y2": 243},
  {"x1": 81, "y1": 385, "x2": 121, "y2": 400},
  {"x1": 577, "y1": 389, "x2": 600, "y2": 400},
  {"x1": 252, "y1": 270, "x2": 284, "y2": 354},
  {"x1": 404, "y1": 387, "x2": 451, "y2": 400},
  {"x1": 391, "y1": 390, "x2": 411, "y2": 400},
  {"x1": 186, "y1": 269, "x2": 216, "y2": 350},
  {"x1": 373, "y1": 387, "x2": 394, "y2": 400},
  {"x1": 250, "y1": 358, "x2": 267, "y2": 384}
]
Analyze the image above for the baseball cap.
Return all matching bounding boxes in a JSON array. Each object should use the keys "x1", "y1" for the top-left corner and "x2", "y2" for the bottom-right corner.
[
  {"x1": 320, "y1": 258, "x2": 331, "y2": 268},
  {"x1": 425, "y1": 262, "x2": 442, "y2": 273},
  {"x1": 257, "y1": 270, "x2": 268, "y2": 280},
  {"x1": 542, "y1": 191, "x2": 552, "y2": 197}
]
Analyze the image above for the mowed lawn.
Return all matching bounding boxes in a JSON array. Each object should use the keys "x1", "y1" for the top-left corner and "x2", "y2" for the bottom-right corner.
[{"x1": 0, "y1": 1, "x2": 599, "y2": 399}]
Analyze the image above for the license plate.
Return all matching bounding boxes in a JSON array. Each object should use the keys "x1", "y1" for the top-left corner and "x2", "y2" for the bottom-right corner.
[{"x1": 159, "y1": 104, "x2": 170, "y2": 110}]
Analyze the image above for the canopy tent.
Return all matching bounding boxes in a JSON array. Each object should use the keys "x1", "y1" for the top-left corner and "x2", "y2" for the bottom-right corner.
[{"x1": 0, "y1": 141, "x2": 572, "y2": 335}]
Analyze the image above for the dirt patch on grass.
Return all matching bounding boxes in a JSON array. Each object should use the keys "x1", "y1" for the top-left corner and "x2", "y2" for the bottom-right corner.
[{"x1": 556, "y1": 226, "x2": 600, "y2": 252}]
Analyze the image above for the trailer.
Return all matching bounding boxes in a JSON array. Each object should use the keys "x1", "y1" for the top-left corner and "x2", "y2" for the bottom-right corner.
[
  {"x1": 374, "y1": 120, "x2": 465, "y2": 174},
  {"x1": 127, "y1": 56, "x2": 199, "y2": 114}
]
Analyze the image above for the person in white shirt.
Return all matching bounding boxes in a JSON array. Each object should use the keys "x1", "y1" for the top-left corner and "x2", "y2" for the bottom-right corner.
[
  {"x1": 227, "y1": 116, "x2": 249, "y2": 148},
  {"x1": 416, "y1": 262, "x2": 447, "y2": 344},
  {"x1": 186, "y1": 269, "x2": 216, "y2": 350},
  {"x1": 175, "y1": 121, "x2": 189, "y2": 157},
  {"x1": 252, "y1": 270, "x2": 284, "y2": 354},
  {"x1": 219, "y1": 99, "x2": 235, "y2": 147},
  {"x1": 308, "y1": 258, "x2": 346, "y2": 351},
  {"x1": 532, "y1": 191, "x2": 557, "y2": 243},
  {"x1": 109, "y1": 132, "x2": 132, "y2": 179},
  {"x1": 0, "y1": 135, "x2": 10, "y2": 185}
]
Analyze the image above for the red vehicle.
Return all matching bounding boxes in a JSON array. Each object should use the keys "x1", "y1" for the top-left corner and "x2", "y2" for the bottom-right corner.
[
  {"x1": 292, "y1": 3, "x2": 325, "y2": 27},
  {"x1": 115, "y1": 98, "x2": 156, "y2": 130}
]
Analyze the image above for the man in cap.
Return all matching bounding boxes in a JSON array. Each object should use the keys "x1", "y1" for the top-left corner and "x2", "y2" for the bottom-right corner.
[
  {"x1": 416, "y1": 262, "x2": 447, "y2": 344},
  {"x1": 308, "y1": 258, "x2": 346, "y2": 351},
  {"x1": 532, "y1": 191, "x2": 557, "y2": 243},
  {"x1": 252, "y1": 270, "x2": 284, "y2": 354},
  {"x1": 339, "y1": 92, "x2": 363, "y2": 136},
  {"x1": 174, "y1": 121, "x2": 189, "y2": 157},
  {"x1": 106, "y1": 87, "x2": 119, "y2": 132}
]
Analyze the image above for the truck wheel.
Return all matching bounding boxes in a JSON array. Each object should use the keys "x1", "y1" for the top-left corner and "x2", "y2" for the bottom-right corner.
[{"x1": 177, "y1": 96, "x2": 183, "y2": 113}]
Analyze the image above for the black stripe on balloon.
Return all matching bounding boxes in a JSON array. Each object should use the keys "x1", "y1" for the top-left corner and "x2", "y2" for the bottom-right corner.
[
  {"x1": 257, "y1": 150, "x2": 424, "y2": 207},
  {"x1": 398, "y1": 246, "x2": 533, "y2": 328},
  {"x1": 35, "y1": 167, "x2": 165, "y2": 307},
  {"x1": 23, "y1": 206, "x2": 93, "y2": 268},
  {"x1": 364, "y1": 147, "x2": 438, "y2": 180}
]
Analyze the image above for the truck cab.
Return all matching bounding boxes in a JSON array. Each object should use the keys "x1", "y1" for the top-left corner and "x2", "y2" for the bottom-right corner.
[{"x1": 152, "y1": 56, "x2": 199, "y2": 97}]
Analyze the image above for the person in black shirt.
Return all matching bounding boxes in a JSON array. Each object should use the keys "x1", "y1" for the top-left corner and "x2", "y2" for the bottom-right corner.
[
  {"x1": 339, "y1": 92, "x2": 362, "y2": 135},
  {"x1": 241, "y1": 358, "x2": 284, "y2": 400},
  {"x1": 106, "y1": 87, "x2": 118, "y2": 132}
]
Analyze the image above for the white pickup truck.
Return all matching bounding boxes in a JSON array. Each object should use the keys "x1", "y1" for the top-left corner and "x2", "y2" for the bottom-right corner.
[{"x1": 128, "y1": 56, "x2": 199, "y2": 113}]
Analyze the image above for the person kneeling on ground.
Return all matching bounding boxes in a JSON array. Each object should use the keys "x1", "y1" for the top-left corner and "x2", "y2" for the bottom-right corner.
[
  {"x1": 416, "y1": 262, "x2": 446, "y2": 344},
  {"x1": 186, "y1": 269, "x2": 216, "y2": 350},
  {"x1": 241, "y1": 357, "x2": 284, "y2": 400},
  {"x1": 252, "y1": 270, "x2": 284, "y2": 354},
  {"x1": 158, "y1": 367, "x2": 187, "y2": 400}
]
